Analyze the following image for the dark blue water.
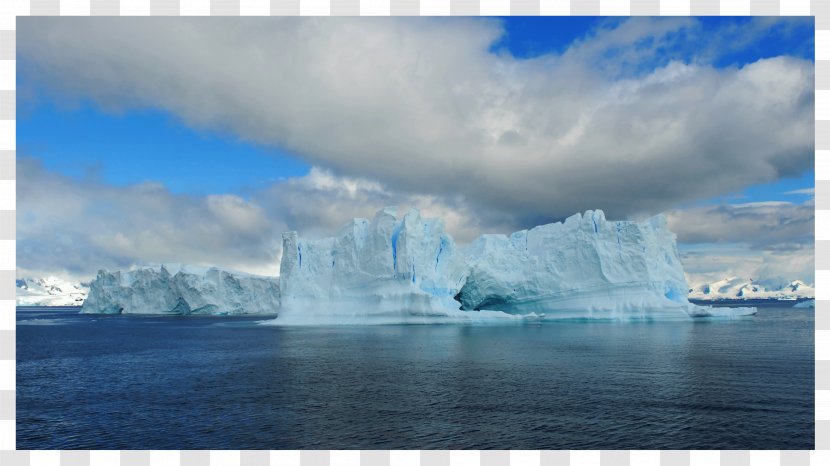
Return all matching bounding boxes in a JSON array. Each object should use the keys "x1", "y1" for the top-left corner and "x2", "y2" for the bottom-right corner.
[{"x1": 17, "y1": 306, "x2": 813, "y2": 450}]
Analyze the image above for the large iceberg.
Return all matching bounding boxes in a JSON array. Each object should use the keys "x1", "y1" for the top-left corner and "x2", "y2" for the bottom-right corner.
[
  {"x1": 82, "y1": 265, "x2": 280, "y2": 315},
  {"x1": 278, "y1": 207, "x2": 476, "y2": 323},
  {"x1": 278, "y1": 207, "x2": 754, "y2": 322},
  {"x1": 80, "y1": 207, "x2": 755, "y2": 320},
  {"x1": 457, "y1": 210, "x2": 753, "y2": 319}
]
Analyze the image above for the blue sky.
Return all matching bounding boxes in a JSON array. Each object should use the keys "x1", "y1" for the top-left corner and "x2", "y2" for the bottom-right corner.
[
  {"x1": 15, "y1": 16, "x2": 816, "y2": 283},
  {"x1": 17, "y1": 103, "x2": 309, "y2": 196},
  {"x1": 494, "y1": 17, "x2": 814, "y2": 64}
]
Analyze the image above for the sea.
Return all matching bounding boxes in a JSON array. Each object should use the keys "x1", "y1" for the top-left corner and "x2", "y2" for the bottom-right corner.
[{"x1": 16, "y1": 304, "x2": 813, "y2": 450}]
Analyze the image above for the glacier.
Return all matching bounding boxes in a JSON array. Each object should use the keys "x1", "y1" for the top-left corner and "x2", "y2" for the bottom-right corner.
[
  {"x1": 17, "y1": 277, "x2": 88, "y2": 307},
  {"x1": 82, "y1": 265, "x2": 280, "y2": 315},
  {"x1": 688, "y1": 277, "x2": 815, "y2": 301},
  {"x1": 276, "y1": 207, "x2": 755, "y2": 323}
]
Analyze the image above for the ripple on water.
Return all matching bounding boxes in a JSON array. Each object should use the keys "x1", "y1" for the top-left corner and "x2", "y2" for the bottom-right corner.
[{"x1": 15, "y1": 306, "x2": 814, "y2": 450}]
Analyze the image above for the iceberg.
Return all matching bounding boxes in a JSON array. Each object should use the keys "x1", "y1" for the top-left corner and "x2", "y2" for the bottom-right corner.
[
  {"x1": 278, "y1": 207, "x2": 474, "y2": 323},
  {"x1": 79, "y1": 207, "x2": 755, "y2": 320},
  {"x1": 277, "y1": 207, "x2": 755, "y2": 322},
  {"x1": 82, "y1": 265, "x2": 280, "y2": 315},
  {"x1": 457, "y1": 210, "x2": 754, "y2": 319}
]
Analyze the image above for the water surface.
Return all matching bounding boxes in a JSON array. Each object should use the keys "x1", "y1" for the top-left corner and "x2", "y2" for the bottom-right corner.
[{"x1": 17, "y1": 306, "x2": 813, "y2": 449}]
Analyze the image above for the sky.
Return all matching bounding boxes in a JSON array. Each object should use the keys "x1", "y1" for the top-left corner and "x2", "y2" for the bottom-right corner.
[{"x1": 16, "y1": 16, "x2": 815, "y2": 287}]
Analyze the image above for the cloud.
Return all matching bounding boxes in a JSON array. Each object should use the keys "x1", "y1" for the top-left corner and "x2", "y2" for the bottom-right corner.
[
  {"x1": 785, "y1": 187, "x2": 815, "y2": 196},
  {"x1": 252, "y1": 167, "x2": 517, "y2": 243},
  {"x1": 16, "y1": 159, "x2": 514, "y2": 281},
  {"x1": 17, "y1": 17, "x2": 814, "y2": 226},
  {"x1": 666, "y1": 200, "x2": 814, "y2": 250},
  {"x1": 19, "y1": 156, "x2": 815, "y2": 288},
  {"x1": 680, "y1": 244, "x2": 814, "y2": 288},
  {"x1": 668, "y1": 200, "x2": 814, "y2": 285},
  {"x1": 16, "y1": 158, "x2": 282, "y2": 280}
]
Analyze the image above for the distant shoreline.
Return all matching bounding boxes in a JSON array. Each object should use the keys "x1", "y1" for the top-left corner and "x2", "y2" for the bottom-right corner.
[
  {"x1": 690, "y1": 298, "x2": 813, "y2": 307},
  {"x1": 17, "y1": 299, "x2": 812, "y2": 311},
  {"x1": 16, "y1": 305, "x2": 82, "y2": 309}
]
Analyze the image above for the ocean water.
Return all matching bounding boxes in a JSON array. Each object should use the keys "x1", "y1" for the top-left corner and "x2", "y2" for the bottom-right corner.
[{"x1": 16, "y1": 306, "x2": 813, "y2": 450}]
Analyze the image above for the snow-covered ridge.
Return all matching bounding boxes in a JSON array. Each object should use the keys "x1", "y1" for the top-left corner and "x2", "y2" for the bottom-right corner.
[
  {"x1": 82, "y1": 265, "x2": 280, "y2": 315},
  {"x1": 16, "y1": 277, "x2": 88, "y2": 306},
  {"x1": 278, "y1": 207, "x2": 754, "y2": 322},
  {"x1": 687, "y1": 277, "x2": 814, "y2": 301}
]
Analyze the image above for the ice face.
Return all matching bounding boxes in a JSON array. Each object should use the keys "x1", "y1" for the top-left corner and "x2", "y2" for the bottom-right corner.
[
  {"x1": 457, "y1": 210, "x2": 693, "y2": 316},
  {"x1": 81, "y1": 265, "x2": 280, "y2": 315},
  {"x1": 278, "y1": 208, "x2": 469, "y2": 322},
  {"x1": 278, "y1": 207, "x2": 755, "y2": 322}
]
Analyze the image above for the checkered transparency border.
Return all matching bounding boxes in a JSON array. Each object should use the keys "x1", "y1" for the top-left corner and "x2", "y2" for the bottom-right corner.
[{"x1": 0, "y1": 0, "x2": 824, "y2": 464}]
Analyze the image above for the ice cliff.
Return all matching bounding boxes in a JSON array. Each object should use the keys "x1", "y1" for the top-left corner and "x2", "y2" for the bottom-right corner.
[
  {"x1": 82, "y1": 265, "x2": 280, "y2": 315},
  {"x1": 279, "y1": 207, "x2": 473, "y2": 322},
  {"x1": 278, "y1": 207, "x2": 754, "y2": 322}
]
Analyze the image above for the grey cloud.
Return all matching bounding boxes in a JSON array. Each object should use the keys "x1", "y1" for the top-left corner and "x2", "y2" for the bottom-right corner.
[
  {"x1": 669, "y1": 200, "x2": 814, "y2": 286},
  {"x1": 17, "y1": 17, "x2": 814, "y2": 224},
  {"x1": 680, "y1": 245, "x2": 814, "y2": 288},
  {"x1": 667, "y1": 200, "x2": 814, "y2": 250},
  {"x1": 17, "y1": 160, "x2": 514, "y2": 282},
  {"x1": 252, "y1": 167, "x2": 518, "y2": 243},
  {"x1": 19, "y1": 157, "x2": 815, "y2": 288},
  {"x1": 17, "y1": 158, "x2": 283, "y2": 280}
]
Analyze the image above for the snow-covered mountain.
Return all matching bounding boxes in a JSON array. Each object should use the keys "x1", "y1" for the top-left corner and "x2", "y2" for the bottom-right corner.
[
  {"x1": 687, "y1": 277, "x2": 814, "y2": 301},
  {"x1": 16, "y1": 277, "x2": 89, "y2": 306}
]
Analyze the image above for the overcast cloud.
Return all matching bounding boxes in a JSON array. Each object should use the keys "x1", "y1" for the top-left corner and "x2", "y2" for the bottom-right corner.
[
  {"x1": 17, "y1": 159, "x2": 515, "y2": 280},
  {"x1": 17, "y1": 158, "x2": 282, "y2": 278},
  {"x1": 18, "y1": 17, "x2": 813, "y2": 224},
  {"x1": 667, "y1": 200, "x2": 815, "y2": 285},
  {"x1": 19, "y1": 157, "x2": 815, "y2": 285},
  {"x1": 667, "y1": 200, "x2": 814, "y2": 251},
  {"x1": 16, "y1": 17, "x2": 815, "y2": 284}
]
